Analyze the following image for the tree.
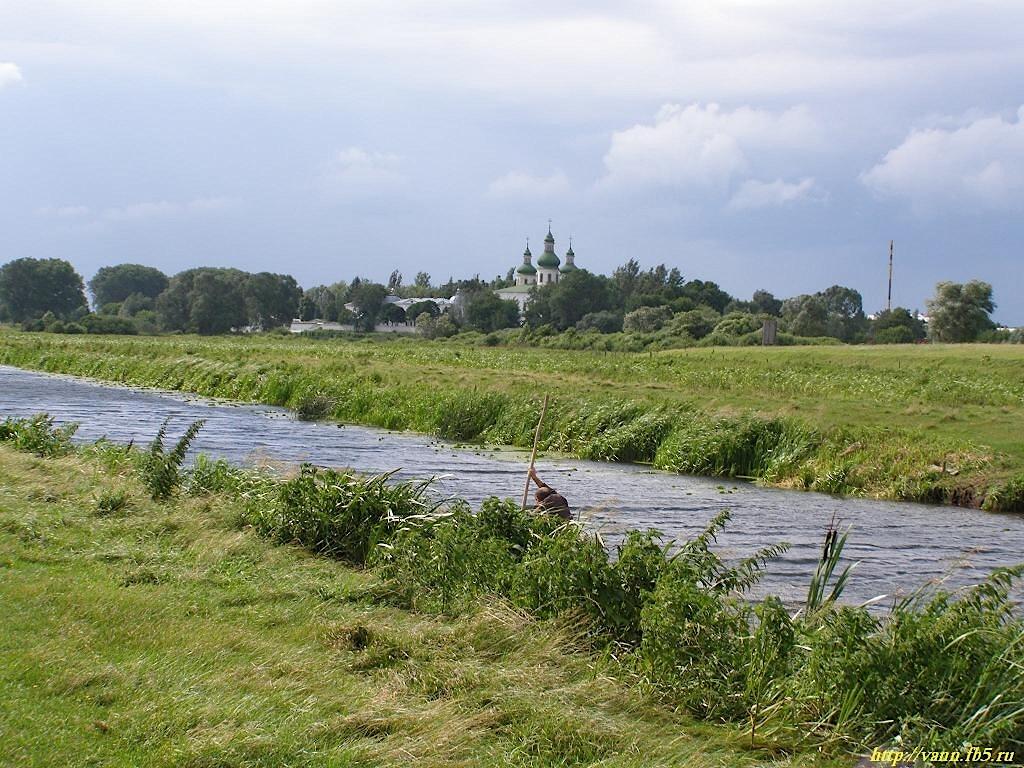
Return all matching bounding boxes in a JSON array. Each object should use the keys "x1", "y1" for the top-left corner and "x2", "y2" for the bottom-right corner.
[
  {"x1": 88, "y1": 264, "x2": 168, "y2": 307},
  {"x1": 623, "y1": 305, "x2": 672, "y2": 333},
  {"x1": 464, "y1": 291, "x2": 519, "y2": 333},
  {"x1": 348, "y1": 282, "x2": 388, "y2": 331},
  {"x1": 0, "y1": 258, "x2": 88, "y2": 322},
  {"x1": 414, "y1": 271, "x2": 431, "y2": 290},
  {"x1": 926, "y1": 281, "x2": 995, "y2": 342},
  {"x1": 871, "y1": 307, "x2": 926, "y2": 344},
  {"x1": 781, "y1": 294, "x2": 828, "y2": 337},
  {"x1": 576, "y1": 311, "x2": 623, "y2": 334},
  {"x1": 820, "y1": 285, "x2": 868, "y2": 342},
  {"x1": 406, "y1": 300, "x2": 440, "y2": 320},
  {"x1": 379, "y1": 303, "x2": 407, "y2": 325},
  {"x1": 190, "y1": 270, "x2": 247, "y2": 334},
  {"x1": 304, "y1": 285, "x2": 340, "y2": 321},
  {"x1": 388, "y1": 270, "x2": 403, "y2": 293},
  {"x1": 155, "y1": 267, "x2": 248, "y2": 333},
  {"x1": 751, "y1": 289, "x2": 782, "y2": 317},
  {"x1": 118, "y1": 292, "x2": 155, "y2": 317},
  {"x1": 297, "y1": 295, "x2": 317, "y2": 321},
  {"x1": 243, "y1": 272, "x2": 301, "y2": 328},
  {"x1": 525, "y1": 270, "x2": 615, "y2": 330},
  {"x1": 665, "y1": 307, "x2": 720, "y2": 339}
]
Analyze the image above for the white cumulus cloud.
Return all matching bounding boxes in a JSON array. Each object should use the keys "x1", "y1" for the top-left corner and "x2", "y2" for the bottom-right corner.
[
  {"x1": 0, "y1": 62, "x2": 23, "y2": 88},
  {"x1": 598, "y1": 102, "x2": 818, "y2": 192},
  {"x1": 861, "y1": 107, "x2": 1024, "y2": 213},
  {"x1": 728, "y1": 177, "x2": 819, "y2": 211},
  {"x1": 487, "y1": 170, "x2": 569, "y2": 199}
]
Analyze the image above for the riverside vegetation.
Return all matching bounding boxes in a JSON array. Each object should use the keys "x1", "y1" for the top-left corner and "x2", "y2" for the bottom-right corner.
[
  {"x1": 1, "y1": 330, "x2": 1023, "y2": 510},
  {"x1": 1, "y1": 414, "x2": 1022, "y2": 766}
]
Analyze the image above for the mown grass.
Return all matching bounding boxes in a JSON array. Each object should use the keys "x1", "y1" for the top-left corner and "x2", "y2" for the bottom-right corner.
[
  {"x1": 0, "y1": 444, "x2": 838, "y2": 768},
  {"x1": 1, "y1": 329, "x2": 1023, "y2": 508}
]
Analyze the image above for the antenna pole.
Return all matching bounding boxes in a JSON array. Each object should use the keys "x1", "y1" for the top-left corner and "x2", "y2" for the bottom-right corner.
[{"x1": 887, "y1": 240, "x2": 894, "y2": 312}]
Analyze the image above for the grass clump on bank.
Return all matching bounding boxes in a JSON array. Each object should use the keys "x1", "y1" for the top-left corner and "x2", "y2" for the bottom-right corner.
[
  {"x1": 1, "y1": 330, "x2": 1023, "y2": 510},
  {"x1": 5, "y1": 414, "x2": 1021, "y2": 759}
]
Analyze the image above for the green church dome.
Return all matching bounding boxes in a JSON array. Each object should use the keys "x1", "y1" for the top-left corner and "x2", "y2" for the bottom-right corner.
[
  {"x1": 536, "y1": 252, "x2": 560, "y2": 268},
  {"x1": 517, "y1": 262, "x2": 537, "y2": 275}
]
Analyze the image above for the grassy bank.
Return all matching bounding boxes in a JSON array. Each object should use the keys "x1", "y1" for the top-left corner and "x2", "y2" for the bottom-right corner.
[
  {"x1": 3, "y1": 415, "x2": 1023, "y2": 763},
  {"x1": 1, "y1": 330, "x2": 1023, "y2": 509},
  {"x1": 1, "y1": 438, "x2": 829, "y2": 767}
]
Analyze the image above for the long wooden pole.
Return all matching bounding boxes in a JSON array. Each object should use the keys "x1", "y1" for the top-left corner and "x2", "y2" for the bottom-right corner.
[{"x1": 522, "y1": 394, "x2": 549, "y2": 510}]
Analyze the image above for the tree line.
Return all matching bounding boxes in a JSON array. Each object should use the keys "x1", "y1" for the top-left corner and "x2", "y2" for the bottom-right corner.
[{"x1": 0, "y1": 256, "x2": 1013, "y2": 344}]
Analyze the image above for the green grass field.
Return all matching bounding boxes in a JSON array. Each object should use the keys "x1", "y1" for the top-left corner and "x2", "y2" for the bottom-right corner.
[
  {"x1": 0, "y1": 444, "x2": 845, "y2": 768},
  {"x1": 1, "y1": 330, "x2": 1023, "y2": 508}
]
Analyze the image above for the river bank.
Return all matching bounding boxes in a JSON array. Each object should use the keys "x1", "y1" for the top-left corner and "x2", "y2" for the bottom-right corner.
[
  {"x1": 1, "y1": 330, "x2": 1022, "y2": 510},
  {"x1": 3, "y1": 416, "x2": 1022, "y2": 759},
  {"x1": 4, "y1": 442, "x2": 834, "y2": 767}
]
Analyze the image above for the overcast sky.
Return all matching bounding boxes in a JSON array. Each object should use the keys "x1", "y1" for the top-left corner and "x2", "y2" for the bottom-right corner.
[{"x1": 2, "y1": 1, "x2": 1022, "y2": 322}]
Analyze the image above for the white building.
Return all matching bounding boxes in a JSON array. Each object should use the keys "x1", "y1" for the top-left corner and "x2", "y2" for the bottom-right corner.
[{"x1": 495, "y1": 225, "x2": 578, "y2": 311}]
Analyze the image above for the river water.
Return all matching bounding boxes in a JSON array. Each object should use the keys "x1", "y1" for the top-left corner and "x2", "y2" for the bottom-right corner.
[{"x1": 2, "y1": 364, "x2": 1021, "y2": 606}]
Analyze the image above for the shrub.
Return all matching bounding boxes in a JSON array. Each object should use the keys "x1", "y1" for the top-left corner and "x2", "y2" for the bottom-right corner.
[
  {"x1": 247, "y1": 465, "x2": 436, "y2": 565},
  {"x1": 0, "y1": 414, "x2": 78, "y2": 457}
]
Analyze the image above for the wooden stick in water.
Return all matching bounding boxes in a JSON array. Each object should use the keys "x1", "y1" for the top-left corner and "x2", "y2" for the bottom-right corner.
[{"x1": 522, "y1": 394, "x2": 549, "y2": 511}]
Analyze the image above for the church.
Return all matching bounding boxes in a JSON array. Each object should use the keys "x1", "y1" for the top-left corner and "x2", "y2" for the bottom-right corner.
[{"x1": 495, "y1": 224, "x2": 577, "y2": 311}]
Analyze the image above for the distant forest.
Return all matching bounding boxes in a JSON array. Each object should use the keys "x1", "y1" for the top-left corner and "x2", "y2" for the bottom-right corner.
[{"x1": 0, "y1": 257, "x2": 1017, "y2": 346}]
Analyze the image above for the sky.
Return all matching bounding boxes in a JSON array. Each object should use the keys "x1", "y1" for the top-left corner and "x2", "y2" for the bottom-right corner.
[{"x1": 1, "y1": 1, "x2": 1022, "y2": 323}]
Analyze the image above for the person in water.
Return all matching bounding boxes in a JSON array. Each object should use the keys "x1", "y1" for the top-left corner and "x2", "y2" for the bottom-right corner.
[{"x1": 529, "y1": 466, "x2": 571, "y2": 520}]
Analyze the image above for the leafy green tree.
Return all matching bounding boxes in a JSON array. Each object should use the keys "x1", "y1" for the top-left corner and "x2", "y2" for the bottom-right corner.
[
  {"x1": 820, "y1": 285, "x2": 868, "y2": 342},
  {"x1": 465, "y1": 291, "x2": 519, "y2": 332},
  {"x1": 243, "y1": 272, "x2": 301, "y2": 328},
  {"x1": 406, "y1": 300, "x2": 440, "y2": 320},
  {"x1": 118, "y1": 293, "x2": 155, "y2": 317},
  {"x1": 680, "y1": 279, "x2": 732, "y2": 314},
  {"x1": 526, "y1": 270, "x2": 615, "y2": 330},
  {"x1": 191, "y1": 270, "x2": 247, "y2": 334},
  {"x1": 926, "y1": 281, "x2": 995, "y2": 342},
  {"x1": 155, "y1": 267, "x2": 248, "y2": 334},
  {"x1": 665, "y1": 307, "x2": 720, "y2": 339},
  {"x1": 0, "y1": 257, "x2": 88, "y2": 322},
  {"x1": 781, "y1": 294, "x2": 828, "y2": 337},
  {"x1": 348, "y1": 282, "x2": 388, "y2": 331},
  {"x1": 871, "y1": 307, "x2": 926, "y2": 344},
  {"x1": 576, "y1": 310, "x2": 623, "y2": 334},
  {"x1": 751, "y1": 289, "x2": 782, "y2": 316},
  {"x1": 297, "y1": 295, "x2": 317, "y2": 321},
  {"x1": 88, "y1": 264, "x2": 168, "y2": 307},
  {"x1": 414, "y1": 271, "x2": 431, "y2": 289},
  {"x1": 417, "y1": 312, "x2": 458, "y2": 338},
  {"x1": 623, "y1": 305, "x2": 672, "y2": 333},
  {"x1": 380, "y1": 303, "x2": 407, "y2": 324},
  {"x1": 304, "y1": 285, "x2": 338, "y2": 321}
]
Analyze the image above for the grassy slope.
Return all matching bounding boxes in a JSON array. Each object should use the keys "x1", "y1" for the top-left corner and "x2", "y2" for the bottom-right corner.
[
  {"x1": 0, "y1": 445, "x2": 840, "y2": 768},
  {"x1": 1, "y1": 330, "x2": 1022, "y2": 503}
]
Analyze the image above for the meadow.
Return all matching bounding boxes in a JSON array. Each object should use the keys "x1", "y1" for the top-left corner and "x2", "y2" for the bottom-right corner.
[
  {"x1": 1, "y1": 329, "x2": 1023, "y2": 509},
  {"x1": 1, "y1": 414, "x2": 1022, "y2": 765}
]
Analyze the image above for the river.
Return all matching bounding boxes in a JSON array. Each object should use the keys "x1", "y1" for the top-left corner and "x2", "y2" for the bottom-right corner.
[{"x1": 2, "y1": 364, "x2": 1021, "y2": 607}]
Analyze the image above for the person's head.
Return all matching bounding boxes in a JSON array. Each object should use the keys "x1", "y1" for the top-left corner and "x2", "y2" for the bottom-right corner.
[{"x1": 535, "y1": 486, "x2": 554, "y2": 502}]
